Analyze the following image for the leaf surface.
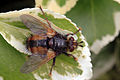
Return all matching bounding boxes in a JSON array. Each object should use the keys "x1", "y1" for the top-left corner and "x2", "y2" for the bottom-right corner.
[{"x1": 0, "y1": 8, "x2": 92, "y2": 80}]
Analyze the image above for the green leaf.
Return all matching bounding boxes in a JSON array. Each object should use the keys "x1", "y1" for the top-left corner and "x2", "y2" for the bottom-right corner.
[
  {"x1": 0, "y1": 20, "x2": 31, "y2": 54},
  {"x1": 56, "y1": 0, "x2": 66, "y2": 7},
  {"x1": 91, "y1": 41, "x2": 116, "y2": 79},
  {"x1": 91, "y1": 34, "x2": 120, "y2": 80},
  {"x1": 35, "y1": 0, "x2": 78, "y2": 14},
  {"x1": 66, "y1": 0, "x2": 120, "y2": 53},
  {"x1": 42, "y1": 0, "x2": 50, "y2": 6},
  {"x1": 0, "y1": 34, "x2": 34, "y2": 80},
  {"x1": 0, "y1": 8, "x2": 92, "y2": 80}
]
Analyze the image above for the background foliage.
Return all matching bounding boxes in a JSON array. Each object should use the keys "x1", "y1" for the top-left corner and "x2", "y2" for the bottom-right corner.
[{"x1": 0, "y1": 0, "x2": 120, "y2": 80}]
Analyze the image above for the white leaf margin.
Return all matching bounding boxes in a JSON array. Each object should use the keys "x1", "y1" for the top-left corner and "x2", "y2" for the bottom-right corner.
[
  {"x1": 35, "y1": 0, "x2": 78, "y2": 14},
  {"x1": 0, "y1": 76, "x2": 3, "y2": 80},
  {"x1": 90, "y1": 10, "x2": 120, "y2": 54},
  {"x1": 0, "y1": 8, "x2": 92, "y2": 80},
  {"x1": 114, "y1": 0, "x2": 120, "y2": 3},
  {"x1": 0, "y1": 21, "x2": 32, "y2": 55}
]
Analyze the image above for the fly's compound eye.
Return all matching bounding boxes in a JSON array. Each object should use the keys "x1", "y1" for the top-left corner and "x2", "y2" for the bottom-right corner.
[
  {"x1": 70, "y1": 37, "x2": 74, "y2": 41},
  {"x1": 69, "y1": 46, "x2": 74, "y2": 52}
]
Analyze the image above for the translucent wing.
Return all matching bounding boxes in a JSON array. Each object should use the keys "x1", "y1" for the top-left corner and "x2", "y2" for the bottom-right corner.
[
  {"x1": 20, "y1": 51, "x2": 56, "y2": 73},
  {"x1": 20, "y1": 14, "x2": 56, "y2": 36}
]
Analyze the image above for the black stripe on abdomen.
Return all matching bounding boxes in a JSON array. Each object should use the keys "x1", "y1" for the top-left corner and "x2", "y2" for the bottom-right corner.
[{"x1": 27, "y1": 39, "x2": 47, "y2": 48}]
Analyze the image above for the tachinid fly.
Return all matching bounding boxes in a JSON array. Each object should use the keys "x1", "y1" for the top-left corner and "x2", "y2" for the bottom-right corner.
[{"x1": 20, "y1": 6, "x2": 83, "y2": 76}]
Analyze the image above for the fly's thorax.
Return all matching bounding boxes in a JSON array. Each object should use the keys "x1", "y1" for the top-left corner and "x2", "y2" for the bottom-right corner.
[{"x1": 48, "y1": 34, "x2": 68, "y2": 53}]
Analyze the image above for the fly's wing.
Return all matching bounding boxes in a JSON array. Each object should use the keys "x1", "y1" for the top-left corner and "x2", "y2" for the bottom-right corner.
[
  {"x1": 20, "y1": 51, "x2": 56, "y2": 73},
  {"x1": 20, "y1": 14, "x2": 56, "y2": 36}
]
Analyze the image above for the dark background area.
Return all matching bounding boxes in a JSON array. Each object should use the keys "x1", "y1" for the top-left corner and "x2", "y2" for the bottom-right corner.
[{"x1": 0, "y1": 0, "x2": 35, "y2": 12}]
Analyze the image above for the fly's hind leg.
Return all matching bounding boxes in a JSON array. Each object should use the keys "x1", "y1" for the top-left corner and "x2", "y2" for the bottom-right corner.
[
  {"x1": 49, "y1": 57, "x2": 56, "y2": 76},
  {"x1": 64, "y1": 52, "x2": 78, "y2": 61}
]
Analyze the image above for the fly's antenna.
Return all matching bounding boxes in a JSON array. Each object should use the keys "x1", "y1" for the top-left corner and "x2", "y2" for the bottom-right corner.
[
  {"x1": 78, "y1": 41, "x2": 84, "y2": 47},
  {"x1": 38, "y1": 6, "x2": 52, "y2": 28},
  {"x1": 72, "y1": 27, "x2": 81, "y2": 35},
  {"x1": 78, "y1": 41, "x2": 83, "y2": 44}
]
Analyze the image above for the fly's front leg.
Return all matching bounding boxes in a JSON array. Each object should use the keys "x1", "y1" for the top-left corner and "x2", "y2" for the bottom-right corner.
[
  {"x1": 49, "y1": 57, "x2": 56, "y2": 76},
  {"x1": 64, "y1": 52, "x2": 78, "y2": 61}
]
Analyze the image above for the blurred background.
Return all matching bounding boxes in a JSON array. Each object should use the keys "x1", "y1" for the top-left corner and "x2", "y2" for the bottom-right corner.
[{"x1": 0, "y1": 0, "x2": 120, "y2": 80}]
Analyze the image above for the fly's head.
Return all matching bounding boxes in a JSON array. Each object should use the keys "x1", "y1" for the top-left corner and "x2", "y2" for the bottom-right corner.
[{"x1": 68, "y1": 36, "x2": 83, "y2": 52}]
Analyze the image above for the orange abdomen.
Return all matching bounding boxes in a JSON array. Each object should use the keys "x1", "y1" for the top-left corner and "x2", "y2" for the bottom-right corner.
[{"x1": 26, "y1": 35, "x2": 48, "y2": 54}]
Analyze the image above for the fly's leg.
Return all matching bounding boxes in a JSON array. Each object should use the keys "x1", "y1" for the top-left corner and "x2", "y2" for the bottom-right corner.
[
  {"x1": 64, "y1": 53, "x2": 78, "y2": 61},
  {"x1": 49, "y1": 57, "x2": 56, "y2": 76},
  {"x1": 66, "y1": 27, "x2": 81, "y2": 37},
  {"x1": 38, "y1": 6, "x2": 52, "y2": 28}
]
